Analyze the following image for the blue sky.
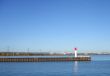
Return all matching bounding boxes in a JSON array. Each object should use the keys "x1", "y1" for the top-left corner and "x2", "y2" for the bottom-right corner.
[{"x1": 0, "y1": 0, "x2": 110, "y2": 52}]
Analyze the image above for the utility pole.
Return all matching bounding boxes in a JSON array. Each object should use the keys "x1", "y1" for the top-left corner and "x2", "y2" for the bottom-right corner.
[{"x1": 27, "y1": 48, "x2": 30, "y2": 56}]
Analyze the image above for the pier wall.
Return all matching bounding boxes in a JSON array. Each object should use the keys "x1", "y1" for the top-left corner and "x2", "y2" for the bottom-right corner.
[{"x1": 0, "y1": 57, "x2": 91, "y2": 62}]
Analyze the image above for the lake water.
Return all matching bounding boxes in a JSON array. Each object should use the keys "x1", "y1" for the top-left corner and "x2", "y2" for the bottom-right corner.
[{"x1": 0, "y1": 55, "x2": 110, "y2": 76}]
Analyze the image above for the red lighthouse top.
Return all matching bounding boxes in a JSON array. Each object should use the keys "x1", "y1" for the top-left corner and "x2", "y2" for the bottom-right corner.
[{"x1": 74, "y1": 48, "x2": 77, "y2": 51}]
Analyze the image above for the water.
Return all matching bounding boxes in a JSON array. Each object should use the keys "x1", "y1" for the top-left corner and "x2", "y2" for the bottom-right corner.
[{"x1": 0, "y1": 55, "x2": 110, "y2": 76}]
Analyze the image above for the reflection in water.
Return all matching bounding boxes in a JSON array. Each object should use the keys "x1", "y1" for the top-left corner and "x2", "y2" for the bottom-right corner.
[{"x1": 73, "y1": 61, "x2": 78, "y2": 75}]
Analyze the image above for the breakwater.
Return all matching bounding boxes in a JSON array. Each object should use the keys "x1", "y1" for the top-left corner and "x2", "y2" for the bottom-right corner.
[{"x1": 0, "y1": 56, "x2": 91, "y2": 62}]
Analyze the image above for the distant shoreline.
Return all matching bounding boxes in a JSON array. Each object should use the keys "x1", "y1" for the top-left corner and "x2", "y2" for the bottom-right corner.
[{"x1": 0, "y1": 52, "x2": 110, "y2": 56}]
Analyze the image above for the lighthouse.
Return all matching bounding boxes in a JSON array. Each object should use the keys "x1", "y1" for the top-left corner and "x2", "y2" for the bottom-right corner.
[{"x1": 74, "y1": 48, "x2": 78, "y2": 57}]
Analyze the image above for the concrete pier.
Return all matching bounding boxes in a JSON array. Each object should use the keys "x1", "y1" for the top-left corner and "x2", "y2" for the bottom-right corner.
[{"x1": 0, "y1": 56, "x2": 91, "y2": 62}]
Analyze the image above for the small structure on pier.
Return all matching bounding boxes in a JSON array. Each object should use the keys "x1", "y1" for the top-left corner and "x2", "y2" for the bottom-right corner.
[{"x1": 74, "y1": 48, "x2": 78, "y2": 57}]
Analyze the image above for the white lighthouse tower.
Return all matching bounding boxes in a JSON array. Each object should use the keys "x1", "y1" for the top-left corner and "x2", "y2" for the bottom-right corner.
[{"x1": 74, "y1": 48, "x2": 78, "y2": 57}]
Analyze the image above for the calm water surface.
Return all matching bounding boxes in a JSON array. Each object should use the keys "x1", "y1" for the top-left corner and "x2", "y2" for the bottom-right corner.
[{"x1": 0, "y1": 55, "x2": 110, "y2": 76}]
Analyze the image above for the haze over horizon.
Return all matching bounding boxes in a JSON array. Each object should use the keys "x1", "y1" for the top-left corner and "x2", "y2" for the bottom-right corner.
[{"x1": 0, "y1": 0, "x2": 110, "y2": 52}]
